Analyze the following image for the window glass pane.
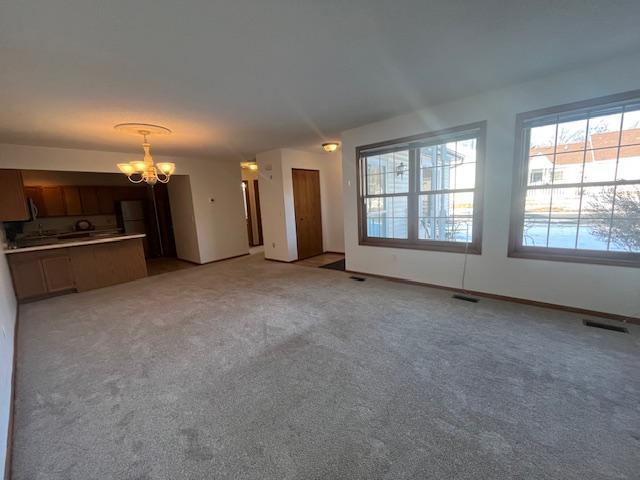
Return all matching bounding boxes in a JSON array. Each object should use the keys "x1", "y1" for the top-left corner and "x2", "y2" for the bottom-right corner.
[
  {"x1": 553, "y1": 152, "x2": 583, "y2": 184},
  {"x1": 366, "y1": 173, "x2": 383, "y2": 195},
  {"x1": 527, "y1": 155, "x2": 553, "y2": 186},
  {"x1": 621, "y1": 108, "x2": 640, "y2": 145},
  {"x1": 523, "y1": 217, "x2": 549, "y2": 247},
  {"x1": 616, "y1": 146, "x2": 640, "y2": 180},
  {"x1": 582, "y1": 148, "x2": 618, "y2": 183},
  {"x1": 550, "y1": 187, "x2": 581, "y2": 216},
  {"x1": 366, "y1": 156, "x2": 381, "y2": 175},
  {"x1": 555, "y1": 118, "x2": 587, "y2": 153},
  {"x1": 577, "y1": 219, "x2": 610, "y2": 250},
  {"x1": 587, "y1": 112, "x2": 622, "y2": 149},
  {"x1": 420, "y1": 140, "x2": 476, "y2": 191},
  {"x1": 366, "y1": 196, "x2": 408, "y2": 239},
  {"x1": 529, "y1": 124, "x2": 557, "y2": 155},
  {"x1": 454, "y1": 192, "x2": 474, "y2": 217},
  {"x1": 547, "y1": 217, "x2": 578, "y2": 248},
  {"x1": 418, "y1": 193, "x2": 453, "y2": 241},
  {"x1": 581, "y1": 186, "x2": 614, "y2": 218},
  {"x1": 525, "y1": 188, "x2": 551, "y2": 216},
  {"x1": 613, "y1": 185, "x2": 640, "y2": 218},
  {"x1": 366, "y1": 151, "x2": 409, "y2": 195},
  {"x1": 608, "y1": 218, "x2": 640, "y2": 252}
]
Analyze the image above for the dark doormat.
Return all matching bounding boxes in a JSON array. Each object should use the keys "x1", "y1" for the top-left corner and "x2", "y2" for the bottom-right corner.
[{"x1": 320, "y1": 259, "x2": 346, "y2": 271}]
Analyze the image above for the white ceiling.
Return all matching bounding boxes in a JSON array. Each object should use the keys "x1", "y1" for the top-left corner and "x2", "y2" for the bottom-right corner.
[{"x1": 1, "y1": 0, "x2": 639, "y2": 160}]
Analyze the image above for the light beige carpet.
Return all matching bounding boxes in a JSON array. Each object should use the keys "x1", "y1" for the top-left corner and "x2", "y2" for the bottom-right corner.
[{"x1": 12, "y1": 253, "x2": 640, "y2": 479}]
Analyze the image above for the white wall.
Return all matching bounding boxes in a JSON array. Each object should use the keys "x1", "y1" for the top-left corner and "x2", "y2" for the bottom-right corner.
[
  {"x1": 341, "y1": 53, "x2": 640, "y2": 318},
  {"x1": 167, "y1": 176, "x2": 201, "y2": 263},
  {"x1": 256, "y1": 148, "x2": 344, "y2": 261},
  {"x1": 256, "y1": 150, "x2": 290, "y2": 260},
  {"x1": 0, "y1": 226, "x2": 17, "y2": 477},
  {"x1": 0, "y1": 144, "x2": 248, "y2": 264}
]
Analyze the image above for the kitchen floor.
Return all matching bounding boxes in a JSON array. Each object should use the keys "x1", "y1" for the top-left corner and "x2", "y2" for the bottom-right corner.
[
  {"x1": 294, "y1": 252, "x2": 345, "y2": 268},
  {"x1": 11, "y1": 254, "x2": 640, "y2": 479},
  {"x1": 146, "y1": 257, "x2": 196, "y2": 276}
]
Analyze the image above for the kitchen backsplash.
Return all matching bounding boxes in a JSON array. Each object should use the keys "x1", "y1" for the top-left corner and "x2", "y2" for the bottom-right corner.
[{"x1": 21, "y1": 214, "x2": 118, "y2": 235}]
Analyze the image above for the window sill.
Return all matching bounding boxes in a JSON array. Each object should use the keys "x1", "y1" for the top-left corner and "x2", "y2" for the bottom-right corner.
[
  {"x1": 359, "y1": 239, "x2": 481, "y2": 255},
  {"x1": 508, "y1": 248, "x2": 640, "y2": 268}
]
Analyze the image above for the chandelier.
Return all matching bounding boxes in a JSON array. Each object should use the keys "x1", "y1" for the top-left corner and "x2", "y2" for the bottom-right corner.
[{"x1": 115, "y1": 123, "x2": 176, "y2": 185}]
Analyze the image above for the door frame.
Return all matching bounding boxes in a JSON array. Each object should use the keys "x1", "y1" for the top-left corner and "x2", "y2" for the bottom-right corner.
[
  {"x1": 253, "y1": 179, "x2": 264, "y2": 246},
  {"x1": 242, "y1": 180, "x2": 254, "y2": 247}
]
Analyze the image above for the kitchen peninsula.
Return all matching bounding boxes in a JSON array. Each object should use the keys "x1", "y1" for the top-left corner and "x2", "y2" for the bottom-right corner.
[{"x1": 5, "y1": 233, "x2": 147, "y2": 301}]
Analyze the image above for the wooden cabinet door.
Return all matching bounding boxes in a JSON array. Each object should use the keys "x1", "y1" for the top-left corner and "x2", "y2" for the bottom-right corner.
[
  {"x1": 41, "y1": 255, "x2": 75, "y2": 292},
  {"x1": 24, "y1": 186, "x2": 45, "y2": 217},
  {"x1": 292, "y1": 169, "x2": 323, "y2": 260},
  {"x1": 62, "y1": 186, "x2": 82, "y2": 215},
  {"x1": 41, "y1": 187, "x2": 66, "y2": 217},
  {"x1": 79, "y1": 187, "x2": 100, "y2": 215},
  {"x1": 0, "y1": 169, "x2": 29, "y2": 221},
  {"x1": 97, "y1": 187, "x2": 115, "y2": 214},
  {"x1": 8, "y1": 256, "x2": 47, "y2": 300}
]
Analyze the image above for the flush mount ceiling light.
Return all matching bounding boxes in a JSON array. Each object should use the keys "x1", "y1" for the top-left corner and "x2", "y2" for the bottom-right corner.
[
  {"x1": 322, "y1": 142, "x2": 339, "y2": 153},
  {"x1": 240, "y1": 161, "x2": 258, "y2": 171},
  {"x1": 114, "y1": 123, "x2": 175, "y2": 185}
]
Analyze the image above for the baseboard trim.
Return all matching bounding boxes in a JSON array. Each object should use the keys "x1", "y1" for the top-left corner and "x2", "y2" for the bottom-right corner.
[
  {"x1": 177, "y1": 253, "x2": 250, "y2": 266},
  {"x1": 264, "y1": 257, "x2": 295, "y2": 263},
  {"x1": 4, "y1": 307, "x2": 19, "y2": 480},
  {"x1": 345, "y1": 269, "x2": 639, "y2": 325}
]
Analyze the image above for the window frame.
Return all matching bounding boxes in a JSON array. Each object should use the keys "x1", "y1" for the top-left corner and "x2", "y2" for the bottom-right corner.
[
  {"x1": 356, "y1": 121, "x2": 486, "y2": 254},
  {"x1": 508, "y1": 90, "x2": 640, "y2": 268}
]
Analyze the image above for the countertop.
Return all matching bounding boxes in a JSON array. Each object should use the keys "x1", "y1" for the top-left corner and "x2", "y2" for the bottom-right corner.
[{"x1": 4, "y1": 233, "x2": 146, "y2": 254}]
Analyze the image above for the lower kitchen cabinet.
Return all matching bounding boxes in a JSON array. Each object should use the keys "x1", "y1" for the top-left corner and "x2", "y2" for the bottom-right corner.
[
  {"x1": 7, "y1": 238, "x2": 147, "y2": 301},
  {"x1": 8, "y1": 251, "x2": 74, "y2": 300}
]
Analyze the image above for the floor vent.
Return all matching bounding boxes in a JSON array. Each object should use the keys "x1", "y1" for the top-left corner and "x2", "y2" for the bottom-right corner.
[
  {"x1": 349, "y1": 276, "x2": 366, "y2": 282},
  {"x1": 452, "y1": 294, "x2": 479, "y2": 303},
  {"x1": 583, "y1": 320, "x2": 629, "y2": 334}
]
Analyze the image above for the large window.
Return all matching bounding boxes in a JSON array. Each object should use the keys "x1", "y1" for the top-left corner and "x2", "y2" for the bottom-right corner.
[
  {"x1": 357, "y1": 122, "x2": 485, "y2": 253},
  {"x1": 509, "y1": 91, "x2": 640, "y2": 267}
]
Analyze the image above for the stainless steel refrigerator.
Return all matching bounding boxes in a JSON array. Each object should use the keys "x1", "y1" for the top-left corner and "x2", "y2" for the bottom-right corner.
[{"x1": 117, "y1": 200, "x2": 149, "y2": 256}]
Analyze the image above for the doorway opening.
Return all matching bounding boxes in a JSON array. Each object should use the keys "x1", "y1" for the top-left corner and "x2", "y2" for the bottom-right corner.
[{"x1": 240, "y1": 162, "x2": 263, "y2": 248}]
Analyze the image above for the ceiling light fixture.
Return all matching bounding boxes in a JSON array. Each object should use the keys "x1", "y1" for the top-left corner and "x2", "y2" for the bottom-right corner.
[
  {"x1": 114, "y1": 123, "x2": 175, "y2": 185},
  {"x1": 240, "y1": 161, "x2": 258, "y2": 171},
  {"x1": 322, "y1": 142, "x2": 339, "y2": 153}
]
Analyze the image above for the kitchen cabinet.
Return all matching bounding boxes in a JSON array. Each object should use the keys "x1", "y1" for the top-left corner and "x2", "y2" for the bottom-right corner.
[
  {"x1": 97, "y1": 187, "x2": 115, "y2": 214},
  {"x1": 79, "y1": 187, "x2": 100, "y2": 215},
  {"x1": 8, "y1": 251, "x2": 74, "y2": 300},
  {"x1": 24, "y1": 186, "x2": 44, "y2": 216},
  {"x1": 7, "y1": 237, "x2": 146, "y2": 301},
  {"x1": 41, "y1": 255, "x2": 75, "y2": 292},
  {"x1": 20, "y1": 182, "x2": 147, "y2": 218},
  {"x1": 9, "y1": 255, "x2": 48, "y2": 299},
  {"x1": 0, "y1": 169, "x2": 29, "y2": 221},
  {"x1": 62, "y1": 186, "x2": 82, "y2": 215},
  {"x1": 41, "y1": 187, "x2": 66, "y2": 217}
]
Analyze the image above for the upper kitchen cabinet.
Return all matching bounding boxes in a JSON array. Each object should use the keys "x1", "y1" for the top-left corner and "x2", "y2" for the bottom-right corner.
[
  {"x1": 96, "y1": 187, "x2": 115, "y2": 214},
  {"x1": 79, "y1": 187, "x2": 101, "y2": 215},
  {"x1": 0, "y1": 169, "x2": 30, "y2": 221},
  {"x1": 62, "y1": 186, "x2": 82, "y2": 215},
  {"x1": 41, "y1": 187, "x2": 67, "y2": 216}
]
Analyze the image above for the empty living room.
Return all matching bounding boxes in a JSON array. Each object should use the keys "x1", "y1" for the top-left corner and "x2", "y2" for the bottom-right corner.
[{"x1": 1, "y1": 1, "x2": 639, "y2": 479}]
